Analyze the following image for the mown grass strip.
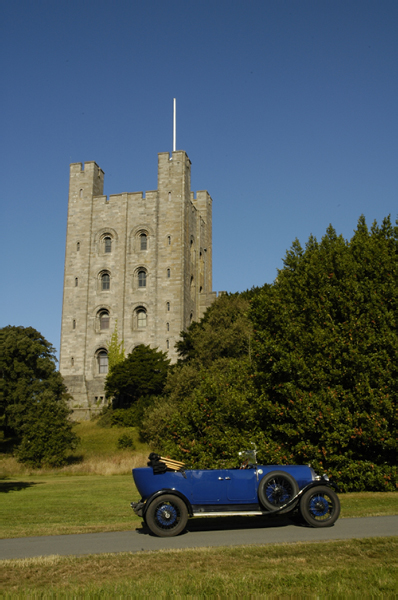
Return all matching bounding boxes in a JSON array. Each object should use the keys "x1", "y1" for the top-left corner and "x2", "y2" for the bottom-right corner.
[
  {"x1": 0, "y1": 473, "x2": 397, "y2": 539},
  {"x1": 0, "y1": 538, "x2": 397, "y2": 596}
]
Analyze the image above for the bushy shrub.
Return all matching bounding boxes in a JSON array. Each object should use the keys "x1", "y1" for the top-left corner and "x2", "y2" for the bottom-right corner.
[{"x1": 116, "y1": 433, "x2": 136, "y2": 450}]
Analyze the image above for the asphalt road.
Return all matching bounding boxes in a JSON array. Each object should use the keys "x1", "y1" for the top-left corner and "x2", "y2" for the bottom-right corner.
[{"x1": 1, "y1": 515, "x2": 397, "y2": 560}]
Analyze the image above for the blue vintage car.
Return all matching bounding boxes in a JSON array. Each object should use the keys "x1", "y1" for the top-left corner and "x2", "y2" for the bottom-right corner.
[{"x1": 131, "y1": 448, "x2": 340, "y2": 537}]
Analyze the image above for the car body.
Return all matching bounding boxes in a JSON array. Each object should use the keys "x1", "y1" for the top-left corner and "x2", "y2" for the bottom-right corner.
[{"x1": 131, "y1": 449, "x2": 340, "y2": 537}]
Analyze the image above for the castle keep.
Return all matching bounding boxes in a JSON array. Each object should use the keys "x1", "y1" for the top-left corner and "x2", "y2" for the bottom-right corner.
[{"x1": 60, "y1": 150, "x2": 215, "y2": 418}]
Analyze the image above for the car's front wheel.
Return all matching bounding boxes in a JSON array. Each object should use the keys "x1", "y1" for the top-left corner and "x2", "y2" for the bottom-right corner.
[
  {"x1": 258, "y1": 471, "x2": 299, "y2": 513},
  {"x1": 145, "y1": 494, "x2": 188, "y2": 537},
  {"x1": 299, "y1": 485, "x2": 340, "y2": 527}
]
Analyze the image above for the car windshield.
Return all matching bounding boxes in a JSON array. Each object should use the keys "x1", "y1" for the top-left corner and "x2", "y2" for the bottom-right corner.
[{"x1": 239, "y1": 448, "x2": 257, "y2": 466}]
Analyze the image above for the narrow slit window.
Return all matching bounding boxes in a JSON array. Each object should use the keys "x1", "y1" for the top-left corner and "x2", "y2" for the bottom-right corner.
[
  {"x1": 167, "y1": 268, "x2": 170, "y2": 278},
  {"x1": 104, "y1": 237, "x2": 112, "y2": 253},
  {"x1": 72, "y1": 319, "x2": 76, "y2": 329},
  {"x1": 167, "y1": 302, "x2": 170, "y2": 312},
  {"x1": 101, "y1": 273, "x2": 110, "y2": 290},
  {"x1": 138, "y1": 270, "x2": 146, "y2": 287},
  {"x1": 77, "y1": 242, "x2": 80, "y2": 251},
  {"x1": 75, "y1": 277, "x2": 78, "y2": 287},
  {"x1": 140, "y1": 233, "x2": 147, "y2": 251}
]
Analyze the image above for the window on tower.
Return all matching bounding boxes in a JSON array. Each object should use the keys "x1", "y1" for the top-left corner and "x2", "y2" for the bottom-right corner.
[
  {"x1": 104, "y1": 236, "x2": 112, "y2": 253},
  {"x1": 138, "y1": 270, "x2": 146, "y2": 287},
  {"x1": 97, "y1": 349, "x2": 108, "y2": 374},
  {"x1": 140, "y1": 233, "x2": 147, "y2": 251},
  {"x1": 101, "y1": 272, "x2": 110, "y2": 290},
  {"x1": 136, "y1": 308, "x2": 147, "y2": 328},
  {"x1": 98, "y1": 310, "x2": 110, "y2": 330}
]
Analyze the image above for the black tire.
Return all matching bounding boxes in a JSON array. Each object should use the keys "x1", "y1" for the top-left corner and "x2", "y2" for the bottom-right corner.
[
  {"x1": 258, "y1": 471, "x2": 299, "y2": 512},
  {"x1": 300, "y1": 485, "x2": 340, "y2": 527},
  {"x1": 145, "y1": 494, "x2": 188, "y2": 537}
]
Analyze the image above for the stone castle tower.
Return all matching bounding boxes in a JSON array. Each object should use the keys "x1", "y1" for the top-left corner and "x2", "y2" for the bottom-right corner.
[{"x1": 60, "y1": 150, "x2": 215, "y2": 419}]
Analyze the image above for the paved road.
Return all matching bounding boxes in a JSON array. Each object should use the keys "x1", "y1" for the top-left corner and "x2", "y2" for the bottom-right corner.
[{"x1": 1, "y1": 515, "x2": 397, "y2": 560}]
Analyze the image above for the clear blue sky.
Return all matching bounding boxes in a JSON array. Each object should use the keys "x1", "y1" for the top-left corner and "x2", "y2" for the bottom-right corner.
[{"x1": 1, "y1": 0, "x2": 397, "y2": 359}]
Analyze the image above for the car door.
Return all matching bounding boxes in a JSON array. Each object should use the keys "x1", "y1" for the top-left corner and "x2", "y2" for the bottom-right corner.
[
  {"x1": 226, "y1": 469, "x2": 257, "y2": 502},
  {"x1": 190, "y1": 469, "x2": 228, "y2": 504}
]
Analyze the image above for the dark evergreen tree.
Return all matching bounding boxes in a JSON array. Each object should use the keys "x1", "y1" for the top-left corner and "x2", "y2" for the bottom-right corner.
[
  {"x1": 105, "y1": 344, "x2": 170, "y2": 408},
  {"x1": 176, "y1": 293, "x2": 254, "y2": 365},
  {"x1": 250, "y1": 216, "x2": 397, "y2": 490}
]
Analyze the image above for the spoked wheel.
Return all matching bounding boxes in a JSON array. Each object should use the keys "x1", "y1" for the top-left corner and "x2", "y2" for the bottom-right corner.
[
  {"x1": 258, "y1": 471, "x2": 299, "y2": 513},
  {"x1": 145, "y1": 494, "x2": 188, "y2": 537},
  {"x1": 300, "y1": 485, "x2": 340, "y2": 527}
]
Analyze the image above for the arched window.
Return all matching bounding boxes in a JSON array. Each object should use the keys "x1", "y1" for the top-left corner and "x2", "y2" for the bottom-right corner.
[
  {"x1": 97, "y1": 349, "x2": 108, "y2": 374},
  {"x1": 140, "y1": 233, "x2": 147, "y2": 251},
  {"x1": 104, "y1": 236, "x2": 112, "y2": 253},
  {"x1": 138, "y1": 270, "x2": 146, "y2": 288},
  {"x1": 98, "y1": 310, "x2": 110, "y2": 330},
  {"x1": 137, "y1": 308, "x2": 147, "y2": 328},
  {"x1": 79, "y1": 189, "x2": 83, "y2": 198},
  {"x1": 101, "y1": 272, "x2": 110, "y2": 290}
]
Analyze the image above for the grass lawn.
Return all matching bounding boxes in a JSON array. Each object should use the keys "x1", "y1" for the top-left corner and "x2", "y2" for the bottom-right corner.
[
  {"x1": 0, "y1": 473, "x2": 397, "y2": 539},
  {"x1": 1, "y1": 420, "x2": 397, "y2": 539},
  {"x1": 1, "y1": 538, "x2": 397, "y2": 596}
]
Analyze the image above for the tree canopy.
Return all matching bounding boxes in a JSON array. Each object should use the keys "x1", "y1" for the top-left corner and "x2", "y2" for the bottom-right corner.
[
  {"x1": 105, "y1": 344, "x2": 170, "y2": 408},
  {"x1": 250, "y1": 216, "x2": 397, "y2": 490},
  {"x1": 141, "y1": 218, "x2": 397, "y2": 491},
  {"x1": 0, "y1": 326, "x2": 77, "y2": 466}
]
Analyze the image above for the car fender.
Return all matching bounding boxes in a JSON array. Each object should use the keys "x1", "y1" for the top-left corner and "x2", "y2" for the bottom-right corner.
[
  {"x1": 258, "y1": 479, "x2": 339, "y2": 515},
  {"x1": 143, "y1": 488, "x2": 193, "y2": 517}
]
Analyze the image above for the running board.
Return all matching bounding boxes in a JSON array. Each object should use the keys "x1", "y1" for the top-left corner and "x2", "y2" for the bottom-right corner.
[{"x1": 192, "y1": 510, "x2": 269, "y2": 517}]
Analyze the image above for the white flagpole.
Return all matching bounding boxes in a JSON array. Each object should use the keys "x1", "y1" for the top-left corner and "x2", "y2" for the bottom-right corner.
[{"x1": 173, "y1": 98, "x2": 176, "y2": 152}]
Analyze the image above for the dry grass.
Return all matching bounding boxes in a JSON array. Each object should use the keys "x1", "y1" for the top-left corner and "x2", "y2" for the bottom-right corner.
[
  {"x1": 0, "y1": 450, "x2": 147, "y2": 477},
  {"x1": 0, "y1": 420, "x2": 149, "y2": 477},
  {"x1": 1, "y1": 538, "x2": 397, "y2": 596}
]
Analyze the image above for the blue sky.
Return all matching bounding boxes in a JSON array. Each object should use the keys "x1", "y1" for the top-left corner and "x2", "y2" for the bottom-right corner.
[{"x1": 1, "y1": 0, "x2": 397, "y2": 359}]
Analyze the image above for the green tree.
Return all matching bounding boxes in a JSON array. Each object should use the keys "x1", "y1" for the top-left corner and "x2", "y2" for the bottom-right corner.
[
  {"x1": 0, "y1": 326, "x2": 78, "y2": 466},
  {"x1": 250, "y1": 216, "x2": 397, "y2": 490},
  {"x1": 176, "y1": 293, "x2": 254, "y2": 365},
  {"x1": 107, "y1": 321, "x2": 125, "y2": 371},
  {"x1": 105, "y1": 344, "x2": 170, "y2": 408},
  {"x1": 141, "y1": 291, "x2": 265, "y2": 466},
  {"x1": 140, "y1": 358, "x2": 258, "y2": 468}
]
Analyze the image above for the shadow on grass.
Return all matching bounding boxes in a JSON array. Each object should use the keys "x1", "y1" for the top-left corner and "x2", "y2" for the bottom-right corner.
[
  {"x1": 0, "y1": 479, "x2": 42, "y2": 493},
  {"x1": 64, "y1": 454, "x2": 84, "y2": 465},
  {"x1": 136, "y1": 513, "x2": 307, "y2": 537}
]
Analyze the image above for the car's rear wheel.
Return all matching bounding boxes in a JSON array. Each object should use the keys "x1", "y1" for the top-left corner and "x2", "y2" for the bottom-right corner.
[
  {"x1": 145, "y1": 494, "x2": 188, "y2": 537},
  {"x1": 300, "y1": 485, "x2": 340, "y2": 527},
  {"x1": 258, "y1": 471, "x2": 299, "y2": 512}
]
